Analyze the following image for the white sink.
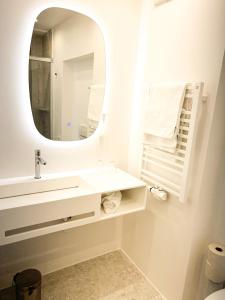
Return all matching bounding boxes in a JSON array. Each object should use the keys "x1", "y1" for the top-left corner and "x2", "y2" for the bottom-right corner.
[{"x1": 0, "y1": 174, "x2": 83, "y2": 199}]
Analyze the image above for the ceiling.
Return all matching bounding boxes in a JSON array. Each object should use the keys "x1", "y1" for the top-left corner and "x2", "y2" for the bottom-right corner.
[{"x1": 34, "y1": 8, "x2": 76, "y2": 31}]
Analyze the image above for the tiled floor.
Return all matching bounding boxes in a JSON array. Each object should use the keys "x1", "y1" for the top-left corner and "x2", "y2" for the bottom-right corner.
[{"x1": 42, "y1": 251, "x2": 164, "y2": 300}]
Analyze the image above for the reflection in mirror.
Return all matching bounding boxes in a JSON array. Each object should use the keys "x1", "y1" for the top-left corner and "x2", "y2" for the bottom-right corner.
[{"x1": 29, "y1": 8, "x2": 105, "y2": 141}]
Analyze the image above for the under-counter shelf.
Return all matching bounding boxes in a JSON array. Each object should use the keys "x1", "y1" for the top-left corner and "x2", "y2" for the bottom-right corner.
[
  {"x1": 100, "y1": 187, "x2": 146, "y2": 220},
  {"x1": 0, "y1": 167, "x2": 146, "y2": 245}
]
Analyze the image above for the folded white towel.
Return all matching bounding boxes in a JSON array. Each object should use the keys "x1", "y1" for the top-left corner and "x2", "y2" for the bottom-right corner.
[
  {"x1": 87, "y1": 85, "x2": 105, "y2": 122},
  {"x1": 144, "y1": 83, "x2": 186, "y2": 152},
  {"x1": 101, "y1": 191, "x2": 122, "y2": 214}
]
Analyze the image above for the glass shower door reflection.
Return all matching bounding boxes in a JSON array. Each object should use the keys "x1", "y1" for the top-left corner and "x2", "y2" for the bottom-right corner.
[{"x1": 29, "y1": 59, "x2": 51, "y2": 139}]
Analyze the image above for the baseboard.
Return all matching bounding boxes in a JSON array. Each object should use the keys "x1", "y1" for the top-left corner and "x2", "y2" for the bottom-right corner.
[{"x1": 120, "y1": 248, "x2": 167, "y2": 300}]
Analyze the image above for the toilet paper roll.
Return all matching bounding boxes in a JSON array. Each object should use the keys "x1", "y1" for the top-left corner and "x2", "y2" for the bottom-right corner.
[{"x1": 205, "y1": 243, "x2": 225, "y2": 283}]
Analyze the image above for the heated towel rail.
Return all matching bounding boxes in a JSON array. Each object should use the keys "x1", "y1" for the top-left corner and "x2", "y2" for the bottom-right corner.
[{"x1": 140, "y1": 82, "x2": 204, "y2": 203}]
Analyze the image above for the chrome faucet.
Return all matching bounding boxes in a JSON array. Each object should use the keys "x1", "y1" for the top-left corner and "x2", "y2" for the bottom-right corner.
[{"x1": 35, "y1": 149, "x2": 47, "y2": 179}]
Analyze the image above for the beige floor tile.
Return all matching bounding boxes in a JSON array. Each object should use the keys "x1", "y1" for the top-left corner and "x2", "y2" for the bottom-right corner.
[{"x1": 42, "y1": 251, "x2": 161, "y2": 300}]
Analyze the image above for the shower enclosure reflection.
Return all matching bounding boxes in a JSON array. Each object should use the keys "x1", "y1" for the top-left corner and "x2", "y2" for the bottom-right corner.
[{"x1": 29, "y1": 8, "x2": 105, "y2": 141}]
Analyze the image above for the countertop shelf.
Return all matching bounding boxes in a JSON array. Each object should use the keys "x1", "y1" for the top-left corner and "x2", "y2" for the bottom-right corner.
[
  {"x1": 100, "y1": 197, "x2": 146, "y2": 221},
  {"x1": 0, "y1": 167, "x2": 145, "y2": 211},
  {"x1": 0, "y1": 167, "x2": 147, "y2": 245}
]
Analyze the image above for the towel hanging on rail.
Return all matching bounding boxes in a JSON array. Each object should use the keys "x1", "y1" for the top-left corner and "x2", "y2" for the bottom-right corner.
[
  {"x1": 143, "y1": 83, "x2": 186, "y2": 153},
  {"x1": 140, "y1": 82, "x2": 204, "y2": 203}
]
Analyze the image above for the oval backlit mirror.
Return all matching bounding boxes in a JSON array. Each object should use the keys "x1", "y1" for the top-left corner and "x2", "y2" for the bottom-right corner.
[{"x1": 29, "y1": 8, "x2": 105, "y2": 141}]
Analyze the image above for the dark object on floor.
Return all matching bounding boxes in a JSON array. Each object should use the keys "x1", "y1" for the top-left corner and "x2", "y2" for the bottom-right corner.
[
  {"x1": 0, "y1": 287, "x2": 16, "y2": 300},
  {"x1": 13, "y1": 269, "x2": 42, "y2": 300}
]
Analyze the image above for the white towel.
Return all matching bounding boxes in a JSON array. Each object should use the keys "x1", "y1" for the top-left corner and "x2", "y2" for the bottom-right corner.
[
  {"x1": 101, "y1": 191, "x2": 122, "y2": 214},
  {"x1": 144, "y1": 83, "x2": 186, "y2": 153},
  {"x1": 87, "y1": 85, "x2": 105, "y2": 122}
]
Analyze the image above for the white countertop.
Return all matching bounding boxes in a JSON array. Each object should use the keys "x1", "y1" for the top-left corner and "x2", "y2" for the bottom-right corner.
[{"x1": 0, "y1": 167, "x2": 145, "y2": 211}]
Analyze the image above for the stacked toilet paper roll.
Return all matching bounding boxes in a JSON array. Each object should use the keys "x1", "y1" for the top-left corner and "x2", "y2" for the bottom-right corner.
[{"x1": 205, "y1": 243, "x2": 225, "y2": 283}]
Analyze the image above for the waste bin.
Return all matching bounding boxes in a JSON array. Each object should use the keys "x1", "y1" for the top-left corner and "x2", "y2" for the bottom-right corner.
[{"x1": 13, "y1": 269, "x2": 41, "y2": 300}]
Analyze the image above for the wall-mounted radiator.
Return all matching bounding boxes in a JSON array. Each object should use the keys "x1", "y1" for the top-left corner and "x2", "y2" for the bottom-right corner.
[{"x1": 140, "y1": 82, "x2": 204, "y2": 203}]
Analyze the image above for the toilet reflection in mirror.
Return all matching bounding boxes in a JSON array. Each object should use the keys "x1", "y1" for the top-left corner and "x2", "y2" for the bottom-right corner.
[{"x1": 29, "y1": 8, "x2": 105, "y2": 141}]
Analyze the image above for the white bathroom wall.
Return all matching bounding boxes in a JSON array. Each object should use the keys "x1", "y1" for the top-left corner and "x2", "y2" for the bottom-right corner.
[
  {"x1": 124, "y1": 1, "x2": 225, "y2": 300},
  {"x1": 51, "y1": 12, "x2": 105, "y2": 140},
  {"x1": 0, "y1": 0, "x2": 141, "y2": 287},
  {"x1": 183, "y1": 52, "x2": 225, "y2": 300}
]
